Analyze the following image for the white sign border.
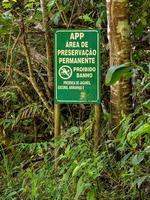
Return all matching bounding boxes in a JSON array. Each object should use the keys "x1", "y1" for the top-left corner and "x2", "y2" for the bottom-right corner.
[{"x1": 55, "y1": 29, "x2": 100, "y2": 103}]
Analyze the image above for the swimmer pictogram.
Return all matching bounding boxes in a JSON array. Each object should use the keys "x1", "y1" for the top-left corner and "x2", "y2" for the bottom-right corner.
[{"x1": 58, "y1": 65, "x2": 73, "y2": 80}]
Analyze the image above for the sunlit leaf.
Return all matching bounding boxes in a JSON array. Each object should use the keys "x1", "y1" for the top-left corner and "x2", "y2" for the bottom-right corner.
[
  {"x1": 127, "y1": 123, "x2": 150, "y2": 146},
  {"x1": 87, "y1": 189, "x2": 96, "y2": 200},
  {"x1": 143, "y1": 99, "x2": 150, "y2": 109},
  {"x1": 133, "y1": 176, "x2": 148, "y2": 189},
  {"x1": 79, "y1": 13, "x2": 94, "y2": 23},
  {"x1": 72, "y1": 162, "x2": 87, "y2": 177},
  {"x1": 48, "y1": 0, "x2": 56, "y2": 11},
  {"x1": 132, "y1": 153, "x2": 144, "y2": 165},
  {"x1": 75, "y1": 176, "x2": 84, "y2": 200},
  {"x1": 105, "y1": 63, "x2": 131, "y2": 86}
]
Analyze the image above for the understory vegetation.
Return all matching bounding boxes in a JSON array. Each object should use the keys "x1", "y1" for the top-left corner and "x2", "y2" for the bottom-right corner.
[{"x1": 0, "y1": 0, "x2": 150, "y2": 199}]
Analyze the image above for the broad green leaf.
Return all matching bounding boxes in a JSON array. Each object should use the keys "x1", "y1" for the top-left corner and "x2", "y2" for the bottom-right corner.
[
  {"x1": 127, "y1": 123, "x2": 150, "y2": 146},
  {"x1": 2, "y1": 11, "x2": 13, "y2": 21},
  {"x1": 0, "y1": 15, "x2": 13, "y2": 34},
  {"x1": 143, "y1": 99, "x2": 150, "y2": 110},
  {"x1": 2, "y1": 3, "x2": 12, "y2": 9},
  {"x1": 105, "y1": 63, "x2": 131, "y2": 86},
  {"x1": 2, "y1": 0, "x2": 15, "y2": 8}
]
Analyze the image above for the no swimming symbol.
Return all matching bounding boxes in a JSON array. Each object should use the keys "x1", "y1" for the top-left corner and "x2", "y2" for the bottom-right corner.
[{"x1": 59, "y1": 65, "x2": 73, "y2": 80}]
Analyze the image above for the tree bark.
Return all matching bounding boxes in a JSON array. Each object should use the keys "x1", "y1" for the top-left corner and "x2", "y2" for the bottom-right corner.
[{"x1": 107, "y1": 0, "x2": 132, "y2": 127}]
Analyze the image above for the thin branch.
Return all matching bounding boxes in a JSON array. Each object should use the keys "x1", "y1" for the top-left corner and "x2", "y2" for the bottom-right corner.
[
  {"x1": 5, "y1": 27, "x2": 12, "y2": 68},
  {"x1": 40, "y1": 0, "x2": 53, "y2": 92},
  {"x1": 12, "y1": 79, "x2": 32, "y2": 103},
  {"x1": 9, "y1": 31, "x2": 22, "y2": 72},
  {"x1": 0, "y1": 66, "x2": 30, "y2": 81},
  {"x1": 55, "y1": 0, "x2": 68, "y2": 27},
  {"x1": 11, "y1": 36, "x2": 47, "y2": 67},
  {"x1": 34, "y1": 69, "x2": 51, "y2": 99},
  {"x1": 0, "y1": 64, "x2": 32, "y2": 102},
  {"x1": 67, "y1": 0, "x2": 77, "y2": 28},
  {"x1": 20, "y1": 16, "x2": 53, "y2": 115}
]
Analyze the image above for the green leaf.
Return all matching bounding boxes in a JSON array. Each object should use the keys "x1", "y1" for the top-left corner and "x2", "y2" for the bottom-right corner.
[
  {"x1": 121, "y1": 152, "x2": 132, "y2": 165},
  {"x1": 67, "y1": 126, "x2": 79, "y2": 135},
  {"x1": 132, "y1": 153, "x2": 144, "y2": 165},
  {"x1": 141, "y1": 17, "x2": 147, "y2": 26},
  {"x1": 134, "y1": 176, "x2": 148, "y2": 189},
  {"x1": 142, "y1": 82, "x2": 150, "y2": 91},
  {"x1": 65, "y1": 145, "x2": 70, "y2": 157},
  {"x1": 25, "y1": 2, "x2": 34, "y2": 8},
  {"x1": 105, "y1": 63, "x2": 131, "y2": 86},
  {"x1": 72, "y1": 165, "x2": 81, "y2": 177},
  {"x1": 2, "y1": 0, "x2": 12, "y2": 9},
  {"x1": 79, "y1": 13, "x2": 94, "y2": 23},
  {"x1": 87, "y1": 189, "x2": 96, "y2": 200},
  {"x1": 2, "y1": 11, "x2": 13, "y2": 20},
  {"x1": 48, "y1": 0, "x2": 56, "y2": 11},
  {"x1": 137, "y1": 176, "x2": 147, "y2": 188},
  {"x1": 52, "y1": 12, "x2": 60, "y2": 25},
  {"x1": 127, "y1": 123, "x2": 150, "y2": 146},
  {"x1": 143, "y1": 99, "x2": 150, "y2": 110},
  {"x1": 6, "y1": 191, "x2": 17, "y2": 198},
  {"x1": 72, "y1": 162, "x2": 87, "y2": 177},
  {"x1": 96, "y1": 18, "x2": 101, "y2": 28},
  {"x1": 75, "y1": 176, "x2": 85, "y2": 200}
]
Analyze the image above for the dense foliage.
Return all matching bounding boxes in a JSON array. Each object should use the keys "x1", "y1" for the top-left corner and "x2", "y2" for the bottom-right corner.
[{"x1": 0, "y1": 0, "x2": 150, "y2": 199}]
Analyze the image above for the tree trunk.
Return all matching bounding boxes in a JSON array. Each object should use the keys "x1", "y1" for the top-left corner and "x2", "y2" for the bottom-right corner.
[{"x1": 106, "y1": 0, "x2": 132, "y2": 127}]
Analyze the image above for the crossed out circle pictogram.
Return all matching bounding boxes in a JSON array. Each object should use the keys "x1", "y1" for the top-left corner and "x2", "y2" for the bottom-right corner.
[{"x1": 58, "y1": 65, "x2": 73, "y2": 80}]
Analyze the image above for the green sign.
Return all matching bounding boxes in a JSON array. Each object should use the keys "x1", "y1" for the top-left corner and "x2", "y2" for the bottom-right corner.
[{"x1": 54, "y1": 29, "x2": 100, "y2": 104}]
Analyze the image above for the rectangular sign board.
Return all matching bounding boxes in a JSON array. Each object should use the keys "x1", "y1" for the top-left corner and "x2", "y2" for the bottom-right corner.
[{"x1": 54, "y1": 29, "x2": 100, "y2": 104}]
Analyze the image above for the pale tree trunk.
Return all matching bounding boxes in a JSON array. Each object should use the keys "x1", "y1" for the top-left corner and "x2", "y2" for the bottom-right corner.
[{"x1": 106, "y1": 0, "x2": 132, "y2": 127}]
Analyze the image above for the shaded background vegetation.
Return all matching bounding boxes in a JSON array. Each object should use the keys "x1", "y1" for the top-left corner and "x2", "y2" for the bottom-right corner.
[{"x1": 0, "y1": 0, "x2": 150, "y2": 199}]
